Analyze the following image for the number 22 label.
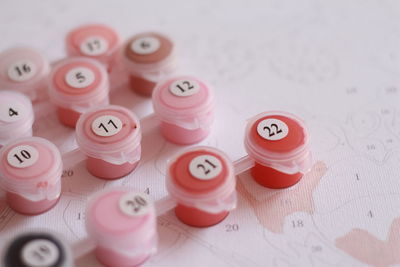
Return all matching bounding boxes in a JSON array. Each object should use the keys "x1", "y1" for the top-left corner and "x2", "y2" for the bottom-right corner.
[{"x1": 257, "y1": 118, "x2": 289, "y2": 141}]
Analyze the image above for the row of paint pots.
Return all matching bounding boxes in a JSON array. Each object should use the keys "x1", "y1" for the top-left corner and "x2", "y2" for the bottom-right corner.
[
  {"x1": 0, "y1": 75, "x2": 213, "y2": 146},
  {"x1": 2, "y1": 139, "x2": 311, "y2": 267},
  {"x1": 0, "y1": 109, "x2": 312, "y2": 217},
  {"x1": 0, "y1": 24, "x2": 176, "y2": 101}
]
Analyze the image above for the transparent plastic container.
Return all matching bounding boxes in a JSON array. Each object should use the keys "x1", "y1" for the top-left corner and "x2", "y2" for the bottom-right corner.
[
  {"x1": 2, "y1": 229, "x2": 74, "y2": 267},
  {"x1": 0, "y1": 91, "x2": 34, "y2": 147},
  {"x1": 47, "y1": 57, "x2": 110, "y2": 128},
  {"x1": 120, "y1": 32, "x2": 177, "y2": 96},
  {"x1": 75, "y1": 105, "x2": 141, "y2": 179},
  {"x1": 152, "y1": 76, "x2": 214, "y2": 145},
  {"x1": 85, "y1": 188, "x2": 157, "y2": 267},
  {"x1": 66, "y1": 24, "x2": 121, "y2": 71},
  {"x1": 0, "y1": 137, "x2": 62, "y2": 215},
  {"x1": 243, "y1": 111, "x2": 313, "y2": 188},
  {"x1": 0, "y1": 47, "x2": 50, "y2": 101},
  {"x1": 166, "y1": 146, "x2": 236, "y2": 227}
]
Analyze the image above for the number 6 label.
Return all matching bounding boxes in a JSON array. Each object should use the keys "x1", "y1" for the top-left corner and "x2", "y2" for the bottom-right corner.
[
  {"x1": 7, "y1": 145, "x2": 39, "y2": 168},
  {"x1": 257, "y1": 118, "x2": 289, "y2": 141},
  {"x1": 169, "y1": 79, "x2": 200, "y2": 97},
  {"x1": 119, "y1": 192, "x2": 151, "y2": 217},
  {"x1": 189, "y1": 155, "x2": 222, "y2": 180}
]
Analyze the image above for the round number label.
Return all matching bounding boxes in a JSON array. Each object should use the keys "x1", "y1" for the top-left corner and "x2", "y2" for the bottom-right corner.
[
  {"x1": 7, "y1": 60, "x2": 37, "y2": 82},
  {"x1": 189, "y1": 155, "x2": 222, "y2": 180},
  {"x1": 131, "y1": 37, "x2": 160, "y2": 55},
  {"x1": 119, "y1": 192, "x2": 151, "y2": 217},
  {"x1": 91, "y1": 115, "x2": 123, "y2": 137},
  {"x1": 80, "y1": 36, "x2": 109, "y2": 56},
  {"x1": 169, "y1": 79, "x2": 200, "y2": 97},
  {"x1": 257, "y1": 118, "x2": 289, "y2": 141},
  {"x1": 7, "y1": 145, "x2": 39, "y2": 168},
  {"x1": 65, "y1": 67, "x2": 95, "y2": 88},
  {"x1": 21, "y1": 239, "x2": 60, "y2": 267},
  {"x1": 0, "y1": 101, "x2": 26, "y2": 123}
]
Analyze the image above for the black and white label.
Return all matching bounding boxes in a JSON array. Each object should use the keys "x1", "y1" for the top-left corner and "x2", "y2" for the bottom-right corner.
[
  {"x1": 80, "y1": 36, "x2": 109, "y2": 56},
  {"x1": 131, "y1": 37, "x2": 160, "y2": 55},
  {"x1": 65, "y1": 67, "x2": 95, "y2": 88},
  {"x1": 7, "y1": 60, "x2": 37, "y2": 82},
  {"x1": 257, "y1": 118, "x2": 289, "y2": 141},
  {"x1": 189, "y1": 155, "x2": 222, "y2": 180},
  {"x1": 0, "y1": 101, "x2": 26, "y2": 122},
  {"x1": 91, "y1": 115, "x2": 123, "y2": 137},
  {"x1": 21, "y1": 239, "x2": 60, "y2": 267},
  {"x1": 7, "y1": 145, "x2": 39, "y2": 168},
  {"x1": 169, "y1": 79, "x2": 200, "y2": 97},
  {"x1": 119, "y1": 192, "x2": 151, "y2": 217}
]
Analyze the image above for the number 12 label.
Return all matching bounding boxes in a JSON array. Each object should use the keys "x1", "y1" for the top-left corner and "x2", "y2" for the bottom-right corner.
[
  {"x1": 91, "y1": 115, "x2": 123, "y2": 137},
  {"x1": 189, "y1": 154, "x2": 222, "y2": 180},
  {"x1": 169, "y1": 79, "x2": 200, "y2": 97},
  {"x1": 257, "y1": 118, "x2": 289, "y2": 141}
]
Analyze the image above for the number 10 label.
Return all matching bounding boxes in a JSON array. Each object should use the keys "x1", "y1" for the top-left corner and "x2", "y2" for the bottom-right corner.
[
  {"x1": 257, "y1": 118, "x2": 289, "y2": 141},
  {"x1": 7, "y1": 145, "x2": 39, "y2": 168}
]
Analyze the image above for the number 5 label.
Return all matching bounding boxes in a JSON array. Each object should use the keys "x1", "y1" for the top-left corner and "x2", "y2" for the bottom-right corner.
[
  {"x1": 257, "y1": 118, "x2": 289, "y2": 141},
  {"x1": 65, "y1": 67, "x2": 95, "y2": 89}
]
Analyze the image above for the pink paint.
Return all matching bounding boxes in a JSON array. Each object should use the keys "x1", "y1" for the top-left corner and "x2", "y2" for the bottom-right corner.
[
  {"x1": 121, "y1": 32, "x2": 177, "y2": 96},
  {"x1": 152, "y1": 76, "x2": 214, "y2": 145},
  {"x1": 244, "y1": 111, "x2": 312, "y2": 188},
  {"x1": 0, "y1": 137, "x2": 62, "y2": 215},
  {"x1": 48, "y1": 57, "x2": 110, "y2": 128},
  {"x1": 75, "y1": 105, "x2": 141, "y2": 179},
  {"x1": 0, "y1": 47, "x2": 50, "y2": 101},
  {"x1": 86, "y1": 189, "x2": 157, "y2": 267},
  {"x1": 166, "y1": 147, "x2": 236, "y2": 227},
  {"x1": 66, "y1": 24, "x2": 121, "y2": 71},
  {"x1": 0, "y1": 91, "x2": 34, "y2": 146}
]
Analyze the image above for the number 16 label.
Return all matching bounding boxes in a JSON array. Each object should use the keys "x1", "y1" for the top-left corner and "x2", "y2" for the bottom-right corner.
[{"x1": 257, "y1": 118, "x2": 289, "y2": 141}]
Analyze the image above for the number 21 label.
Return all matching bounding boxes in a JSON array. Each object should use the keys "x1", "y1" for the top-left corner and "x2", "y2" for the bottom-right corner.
[
  {"x1": 189, "y1": 154, "x2": 222, "y2": 180},
  {"x1": 257, "y1": 118, "x2": 289, "y2": 141},
  {"x1": 7, "y1": 145, "x2": 39, "y2": 168}
]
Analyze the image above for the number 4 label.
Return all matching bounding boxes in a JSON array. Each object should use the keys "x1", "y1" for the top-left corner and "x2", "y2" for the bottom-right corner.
[
  {"x1": 0, "y1": 101, "x2": 25, "y2": 122},
  {"x1": 257, "y1": 118, "x2": 289, "y2": 141}
]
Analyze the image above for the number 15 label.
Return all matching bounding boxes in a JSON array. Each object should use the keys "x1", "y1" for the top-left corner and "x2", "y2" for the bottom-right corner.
[{"x1": 257, "y1": 118, "x2": 289, "y2": 141}]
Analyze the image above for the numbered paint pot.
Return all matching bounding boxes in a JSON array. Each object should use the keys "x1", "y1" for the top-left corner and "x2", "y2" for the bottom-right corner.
[
  {"x1": 0, "y1": 137, "x2": 62, "y2": 215},
  {"x1": 86, "y1": 189, "x2": 157, "y2": 267},
  {"x1": 244, "y1": 111, "x2": 312, "y2": 188},
  {"x1": 75, "y1": 105, "x2": 141, "y2": 179},
  {"x1": 2, "y1": 230, "x2": 73, "y2": 267},
  {"x1": 0, "y1": 47, "x2": 50, "y2": 101},
  {"x1": 66, "y1": 24, "x2": 121, "y2": 71},
  {"x1": 0, "y1": 91, "x2": 34, "y2": 147},
  {"x1": 152, "y1": 76, "x2": 214, "y2": 145},
  {"x1": 121, "y1": 32, "x2": 177, "y2": 96},
  {"x1": 166, "y1": 147, "x2": 236, "y2": 227},
  {"x1": 48, "y1": 57, "x2": 110, "y2": 128}
]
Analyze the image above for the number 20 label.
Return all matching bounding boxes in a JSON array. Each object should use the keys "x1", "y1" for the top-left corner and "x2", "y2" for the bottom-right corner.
[
  {"x1": 7, "y1": 145, "x2": 39, "y2": 168},
  {"x1": 169, "y1": 79, "x2": 200, "y2": 97},
  {"x1": 257, "y1": 118, "x2": 289, "y2": 141},
  {"x1": 189, "y1": 155, "x2": 222, "y2": 180},
  {"x1": 119, "y1": 192, "x2": 151, "y2": 217}
]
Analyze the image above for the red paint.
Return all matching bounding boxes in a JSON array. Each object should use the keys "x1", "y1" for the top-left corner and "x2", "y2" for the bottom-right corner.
[
  {"x1": 6, "y1": 191, "x2": 59, "y2": 215},
  {"x1": 129, "y1": 75, "x2": 157, "y2": 97},
  {"x1": 56, "y1": 107, "x2": 81, "y2": 128},
  {"x1": 159, "y1": 122, "x2": 210, "y2": 145},
  {"x1": 251, "y1": 163, "x2": 302, "y2": 188},
  {"x1": 174, "y1": 204, "x2": 229, "y2": 227},
  {"x1": 86, "y1": 157, "x2": 139, "y2": 180}
]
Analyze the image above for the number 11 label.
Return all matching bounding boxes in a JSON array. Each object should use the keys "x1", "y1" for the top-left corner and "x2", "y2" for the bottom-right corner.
[
  {"x1": 257, "y1": 118, "x2": 289, "y2": 141},
  {"x1": 91, "y1": 115, "x2": 123, "y2": 137}
]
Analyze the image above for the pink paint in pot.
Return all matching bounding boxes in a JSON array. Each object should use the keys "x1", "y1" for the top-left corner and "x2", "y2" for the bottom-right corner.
[
  {"x1": 75, "y1": 105, "x2": 141, "y2": 179},
  {"x1": 0, "y1": 137, "x2": 62, "y2": 215},
  {"x1": 86, "y1": 189, "x2": 157, "y2": 267},
  {"x1": 0, "y1": 47, "x2": 50, "y2": 101},
  {"x1": 0, "y1": 91, "x2": 34, "y2": 146},
  {"x1": 244, "y1": 111, "x2": 313, "y2": 188},
  {"x1": 48, "y1": 57, "x2": 110, "y2": 128},
  {"x1": 152, "y1": 76, "x2": 214, "y2": 145},
  {"x1": 121, "y1": 32, "x2": 177, "y2": 96},
  {"x1": 166, "y1": 147, "x2": 236, "y2": 227},
  {"x1": 66, "y1": 24, "x2": 121, "y2": 71}
]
